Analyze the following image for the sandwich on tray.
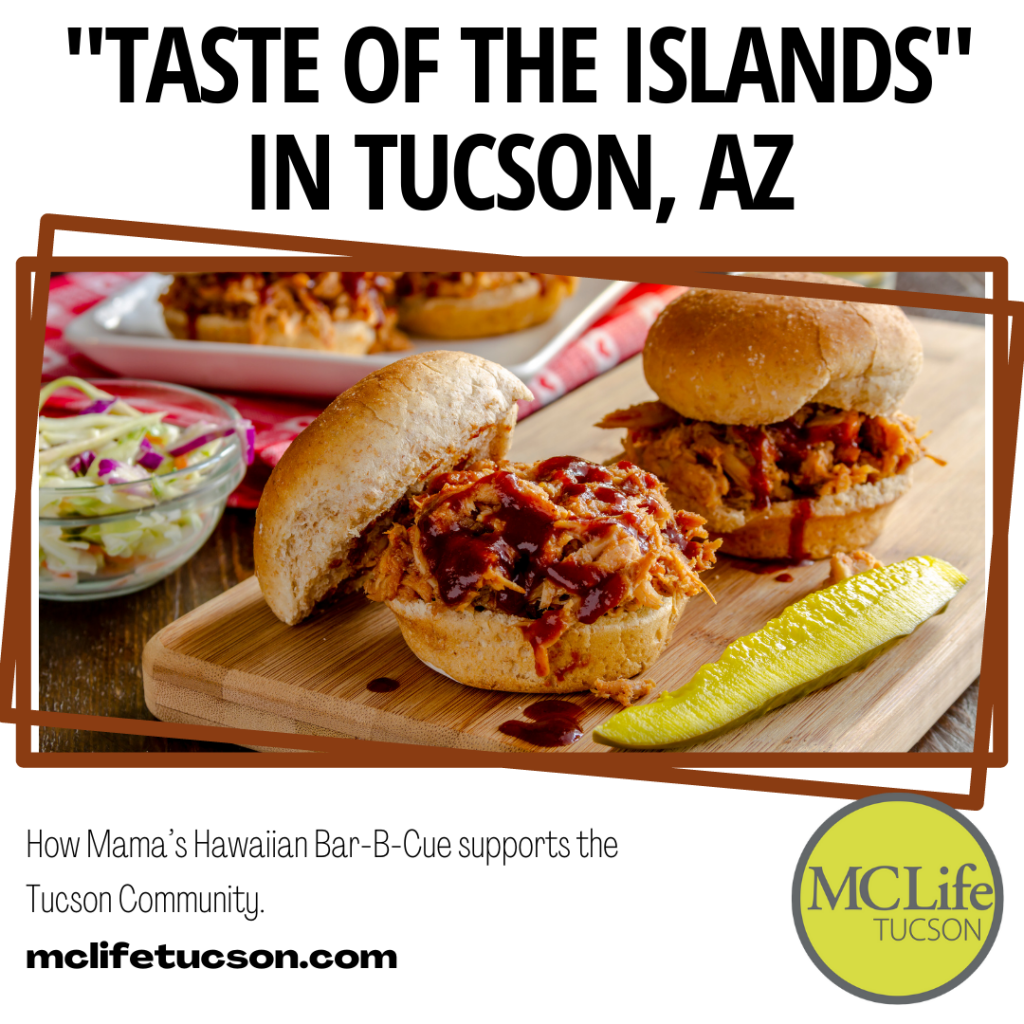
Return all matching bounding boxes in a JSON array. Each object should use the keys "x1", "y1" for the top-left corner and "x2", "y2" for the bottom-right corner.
[
  {"x1": 159, "y1": 272, "x2": 408, "y2": 355},
  {"x1": 599, "y1": 271, "x2": 935, "y2": 561},
  {"x1": 395, "y1": 273, "x2": 578, "y2": 338},
  {"x1": 254, "y1": 351, "x2": 717, "y2": 698}
]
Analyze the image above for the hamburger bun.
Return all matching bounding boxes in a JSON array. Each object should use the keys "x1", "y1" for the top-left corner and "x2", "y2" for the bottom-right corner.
[
  {"x1": 398, "y1": 276, "x2": 577, "y2": 339},
  {"x1": 254, "y1": 351, "x2": 531, "y2": 625},
  {"x1": 644, "y1": 271, "x2": 922, "y2": 424},
  {"x1": 386, "y1": 593, "x2": 688, "y2": 693}
]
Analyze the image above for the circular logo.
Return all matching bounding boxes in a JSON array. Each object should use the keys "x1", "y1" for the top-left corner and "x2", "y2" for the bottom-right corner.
[{"x1": 792, "y1": 793, "x2": 1002, "y2": 1003}]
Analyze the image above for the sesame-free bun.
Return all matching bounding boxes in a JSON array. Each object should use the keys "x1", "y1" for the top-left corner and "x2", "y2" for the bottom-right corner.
[
  {"x1": 689, "y1": 473, "x2": 913, "y2": 561},
  {"x1": 163, "y1": 308, "x2": 379, "y2": 356},
  {"x1": 254, "y1": 351, "x2": 532, "y2": 625},
  {"x1": 387, "y1": 593, "x2": 688, "y2": 693},
  {"x1": 398, "y1": 277, "x2": 578, "y2": 339},
  {"x1": 644, "y1": 272, "x2": 923, "y2": 424}
]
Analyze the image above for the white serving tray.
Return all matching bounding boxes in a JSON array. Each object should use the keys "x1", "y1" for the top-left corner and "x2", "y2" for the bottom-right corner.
[{"x1": 63, "y1": 275, "x2": 633, "y2": 398}]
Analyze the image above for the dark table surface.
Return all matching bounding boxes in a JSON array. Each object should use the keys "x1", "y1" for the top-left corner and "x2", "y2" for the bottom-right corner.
[{"x1": 39, "y1": 272, "x2": 984, "y2": 754}]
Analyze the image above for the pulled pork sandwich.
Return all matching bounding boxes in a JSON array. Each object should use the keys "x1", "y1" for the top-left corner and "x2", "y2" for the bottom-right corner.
[
  {"x1": 599, "y1": 272, "x2": 933, "y2": 561},
  {"x1": 160, "y1": 272, "x2": 408, "y2": 355},
  {"x1": 255, "y1": 351, "x2": 716, "y2": 695},
  {"x1": 396, "y1": 273, "x2": 578, "y2": 338},
  {"x1": 365, "y1": 456, "x2": 716, "y2": 694}
]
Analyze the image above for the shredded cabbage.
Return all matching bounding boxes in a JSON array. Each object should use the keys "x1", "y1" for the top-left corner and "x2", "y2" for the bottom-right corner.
[{"x1": 38, "y1": 377, "x2": 248, "y2": 590}]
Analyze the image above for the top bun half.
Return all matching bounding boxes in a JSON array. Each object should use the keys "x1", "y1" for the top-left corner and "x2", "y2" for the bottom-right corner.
[
  {"x1": 643, "y1": 272, "x2": 923, "y2": 425},
  {"x1": 254, "y1": 351, "x2": 532, "y2": 625}
]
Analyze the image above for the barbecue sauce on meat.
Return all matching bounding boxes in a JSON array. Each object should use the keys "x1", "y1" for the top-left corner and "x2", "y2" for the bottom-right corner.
[
  {"x1": 420, "y1": 460, "x2": 646, "y2": 625},
  {"x1": 622, "y1": 405, "x2": 901, "y2": 519},
  {"x1": 735, "y1": 427, "x2": 775, "y2": 510},
  {"x1": 417, "y1": 458, "x2": 709, "y2": 670},
  {"x1": 730, "y1": 418, "x2": 826, "y2": 564}
]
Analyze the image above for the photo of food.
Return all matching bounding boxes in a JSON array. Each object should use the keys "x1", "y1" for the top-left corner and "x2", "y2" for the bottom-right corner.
[
  {"x1": 61, "y1": 271, "x2": 607, "y2": 398},
  {"x1": 160, "y1": 272, "x2": 408, "y2": 353},
  {"x1": 600, "y1": 272, "x2": 930, "y2": 560},
  {"x1": 253, "y1": 350, "x2": 717, "y2": 700},
  {"x1": 394, "y1": 273, "x2": 579, "y2": 338},
  {"x1": 37, "y1": 270, "x2": 986, "y2": 754},
  {"x1": 38, "y1": 377, "x2": 251, "y2": 599}
]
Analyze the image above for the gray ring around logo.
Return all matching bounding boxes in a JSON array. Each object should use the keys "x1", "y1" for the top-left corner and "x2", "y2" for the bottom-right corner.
[{"x1": 791, "y1": 792, "x2": 1003, "y2": 1004}]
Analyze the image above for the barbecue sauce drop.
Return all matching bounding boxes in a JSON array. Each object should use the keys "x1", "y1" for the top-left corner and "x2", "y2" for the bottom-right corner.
[
  {"x1": 498, "y1": 700, "x2": 584, "y2": 747},
  {"x1": 788, "y1": 498, "x2": 815, "y2": 561},
  {"x1": 723, "y1": 555, "x2": 814, "y2": 575}
]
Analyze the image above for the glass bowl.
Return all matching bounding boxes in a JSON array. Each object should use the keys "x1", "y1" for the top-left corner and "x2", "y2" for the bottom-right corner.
[{"x1": 38, "y1": 379, "x2": 249, "y2": 601}]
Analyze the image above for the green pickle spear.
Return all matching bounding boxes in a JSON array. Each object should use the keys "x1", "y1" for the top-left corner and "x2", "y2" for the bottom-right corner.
[{"x1": 594, "y1": 556, "x2": 968, "y2": 750}]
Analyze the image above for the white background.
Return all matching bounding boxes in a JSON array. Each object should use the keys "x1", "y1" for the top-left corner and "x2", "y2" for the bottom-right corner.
[{"x1": 1, "y1": 2, "x2": 1020, "y2": 1021}]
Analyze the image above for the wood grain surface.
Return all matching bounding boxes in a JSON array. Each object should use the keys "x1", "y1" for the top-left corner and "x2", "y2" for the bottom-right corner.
[
  {"x1": 136, "y1": 316, "x2": 986, "y2": 754},
  {"x1": 39, "y1": 510, "x2": 257, "y2": 752}
]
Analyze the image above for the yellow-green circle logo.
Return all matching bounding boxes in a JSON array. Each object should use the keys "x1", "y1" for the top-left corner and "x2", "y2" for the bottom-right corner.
[{"x1": 793, "y1": 794, "x2": 1002, "y2": 1003}]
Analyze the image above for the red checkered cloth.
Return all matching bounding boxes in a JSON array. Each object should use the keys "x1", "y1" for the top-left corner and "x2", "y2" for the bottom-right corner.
[{"x1": 43, "y1": 273, "x2": 683, "y2": 509}]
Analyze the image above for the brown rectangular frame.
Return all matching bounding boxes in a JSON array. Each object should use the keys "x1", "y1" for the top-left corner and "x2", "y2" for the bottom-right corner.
[{"x1": 3, "y1": 214, "x2": 1017, "y2": 811}]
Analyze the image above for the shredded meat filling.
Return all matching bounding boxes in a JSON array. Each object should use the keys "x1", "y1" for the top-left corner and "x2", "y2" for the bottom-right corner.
[
  {"x1": 589, "y1": 676, "x2": 656, "y2": 706},
  {"x1": 821, "y1": 549, "x2": 885, "y2": 588},
  {"x1": 598, "y1": 401, "x2": 929, "y2": 515},
  {"x1": 363, "y1": 457, "x2": 718, "y2": 676},
  {"x1": 160, "y1": 272, "x2": 408, "y2": 353}
]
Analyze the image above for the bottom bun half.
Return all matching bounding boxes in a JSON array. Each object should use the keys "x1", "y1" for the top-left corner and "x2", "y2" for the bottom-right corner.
[
  {"x1": 398, "y1": 278, "x2": 575, "y2": 339},
  {"x1": 689, "y1": 472, "x2": 913, "y2": 561},
  {"x1": 385, "y1": 594, "x2": 688, "y2": 693}
]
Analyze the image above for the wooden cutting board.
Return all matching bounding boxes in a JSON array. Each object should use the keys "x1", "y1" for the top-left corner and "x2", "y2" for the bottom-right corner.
[{"x1": 143, "y1": 317, "x2": 986, "y2": 753}]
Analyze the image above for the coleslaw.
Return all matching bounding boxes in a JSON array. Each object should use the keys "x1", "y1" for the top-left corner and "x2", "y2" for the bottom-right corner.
[{"x1": 38, "y1": 377, "x2": 253, "y2": 596}]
